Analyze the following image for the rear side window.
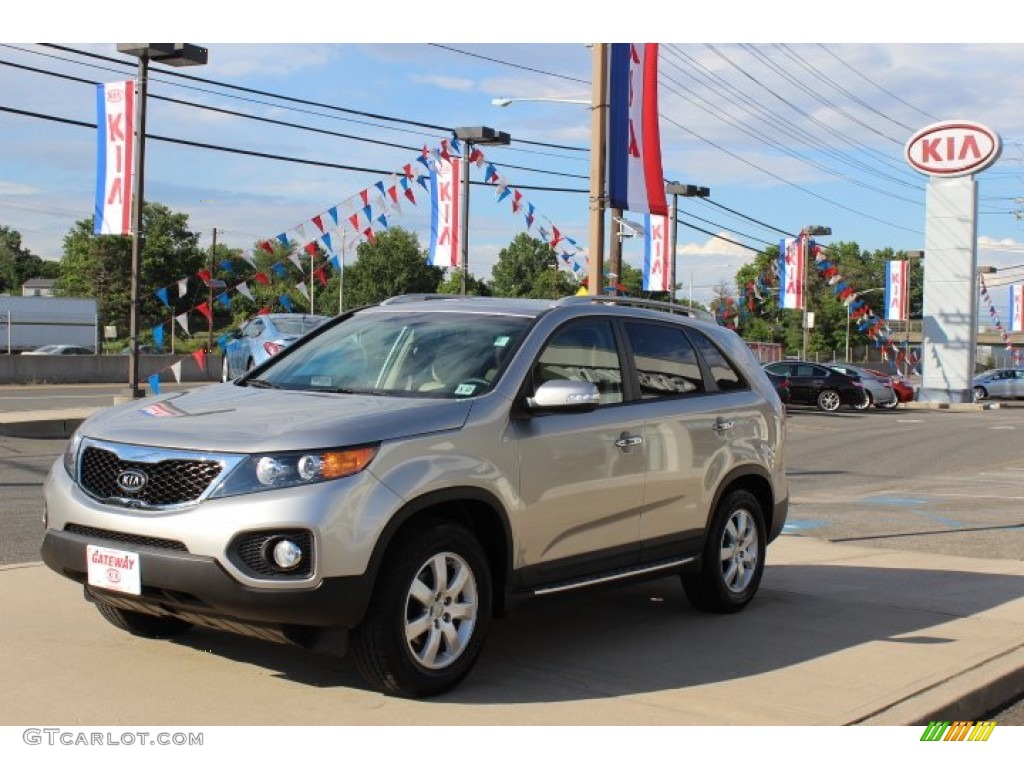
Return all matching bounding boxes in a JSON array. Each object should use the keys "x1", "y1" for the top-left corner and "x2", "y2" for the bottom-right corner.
[
  {"x1": 623, "y1": 321, "x2": 704, "y2": 398},
  {"x1": 688, "y1": 330, "x2": 746, "y2": 391}
]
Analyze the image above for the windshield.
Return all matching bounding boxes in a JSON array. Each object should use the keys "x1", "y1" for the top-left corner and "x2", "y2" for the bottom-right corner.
[{"x1": 248, "y1": 310, "x2": 533, "y2": 397}]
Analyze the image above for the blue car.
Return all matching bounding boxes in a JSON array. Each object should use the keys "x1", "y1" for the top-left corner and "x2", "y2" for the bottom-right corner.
[{"x1": 222, "y1": 313, "x2": 330, "y2": 381}]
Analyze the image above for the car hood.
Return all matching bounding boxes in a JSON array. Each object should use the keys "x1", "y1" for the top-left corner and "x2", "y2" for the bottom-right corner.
[{"x1": 78, "y1": 383, "x2": 474, "y2": 452}]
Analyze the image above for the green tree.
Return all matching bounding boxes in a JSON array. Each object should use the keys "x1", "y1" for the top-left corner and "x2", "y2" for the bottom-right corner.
[
  {"x1": 0, "y1": 225, "x2": 48, "y2": 293},
  {"x1": 340, "y1": 227, "x2": 444, "y2": 308},
  {"x1": 490, "y1": 233, "x2": 577, "y2": 298},
  {"x1": 56, "y1": 203, "x2": 204, "y2": 341},
  {"x1": 437, "y1": 271, "x2": 492, "y2": 295}
]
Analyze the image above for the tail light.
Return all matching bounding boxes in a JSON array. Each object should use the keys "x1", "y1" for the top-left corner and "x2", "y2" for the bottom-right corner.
[{"x1": 263, "y1": 341, "x2": 284, "y2": 357}]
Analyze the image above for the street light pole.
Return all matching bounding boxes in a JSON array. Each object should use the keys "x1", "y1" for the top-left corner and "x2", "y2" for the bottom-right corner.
[
  {"x1": 904, "y1": 250, "x2": 925, "y2": 377},
  {"x1": 664, "y1": 183, "x2": 710, "y2": 303},
  {"x1": 588, "y1": 43, "x2": 609, "y2": 297},
  {"x1": 799, "y1": 225, "x2": 832, "y2": 360},
  {"x1": 116, "y1": 44, "x2": 207, "y2": 398},
  {"x1": 453, "y1": 126, "x2": 511, "y2": 295}
]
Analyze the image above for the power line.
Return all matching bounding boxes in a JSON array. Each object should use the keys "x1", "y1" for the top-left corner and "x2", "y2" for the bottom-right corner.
[{"x1": 426, "y1": 44, "x2": 590, "y2": 85}]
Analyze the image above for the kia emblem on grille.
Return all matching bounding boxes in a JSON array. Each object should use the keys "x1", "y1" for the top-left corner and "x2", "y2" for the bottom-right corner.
[{"x1": 116, "y1": 469, "x2": 148, "y2": 494}]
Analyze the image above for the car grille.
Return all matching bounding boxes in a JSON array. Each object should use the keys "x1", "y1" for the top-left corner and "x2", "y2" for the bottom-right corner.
[
  {"x1": 64, "y1": 523, "x2": 188, "y2": 552},
  {"x1": 80, "y1": 445, "x2": 224, "y2": 508}
]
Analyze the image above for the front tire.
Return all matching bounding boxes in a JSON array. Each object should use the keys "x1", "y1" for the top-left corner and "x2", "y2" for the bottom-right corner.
[
  {"x1": 877, "y1": 398, "x2": 899, "y2": 410},
  {"x1": 817, "y1": 389, "x2": 841, "y2": 412},
  {"x1": 683, "y1": 490, "x2": 766, "y2": 614},
  {"x1": 95, "y1": 602, "x2": 192, "y2": 638},
  {"x1": 351, "y1": 523, "x2": 492, "y2": 698},
  {"x1": 852, "y1": 391, "x2": 872, "y2": 411},
  {"x1": 974, "y1": 386, "x2": 988, "y2": 401}
]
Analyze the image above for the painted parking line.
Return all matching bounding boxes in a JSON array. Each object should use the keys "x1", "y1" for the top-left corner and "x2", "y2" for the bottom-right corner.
[{"x1": 782, "y1": 519, "x2": 830, "y2": 534}]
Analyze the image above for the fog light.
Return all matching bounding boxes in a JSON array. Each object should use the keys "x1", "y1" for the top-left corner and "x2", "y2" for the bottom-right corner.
[{"x1": 271, "y1": 539, "x2": 303, "y2": 570}]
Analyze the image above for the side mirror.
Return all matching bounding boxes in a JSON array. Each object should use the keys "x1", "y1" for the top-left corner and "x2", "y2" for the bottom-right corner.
[{"x1": 525, "y1": 379, "x2": 600, "y2": 413}]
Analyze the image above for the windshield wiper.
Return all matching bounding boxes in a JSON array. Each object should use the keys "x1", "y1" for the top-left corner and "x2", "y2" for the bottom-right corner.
[{"x1": 246, "y1": 379, "x2": 280, "y2": 389}]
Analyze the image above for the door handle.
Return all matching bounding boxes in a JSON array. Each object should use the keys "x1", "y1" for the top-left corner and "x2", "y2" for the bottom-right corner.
[{"x1": 614, "y1": 433, "x2": 643, "y2": 449}]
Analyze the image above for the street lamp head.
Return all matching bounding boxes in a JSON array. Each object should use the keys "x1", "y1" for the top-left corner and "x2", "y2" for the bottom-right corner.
[
  {"x1": 665, "y1": 182, "x2": 710, "y2": 198},
  {"x1": 978, "y1": 266, "x2": 998, "y2": 274},
  {"x1": 453, "y1": 126, "x2": 511, "y2": 146},
  {"x1": 906, "y1": 250, "x2": 925, "y2": 259},
  {"x1": 491, "y1": 98, "x2": 513, "y2": 108},
  {"x1": 117, "y1": 43, "x2": 208, "y2": 67}
]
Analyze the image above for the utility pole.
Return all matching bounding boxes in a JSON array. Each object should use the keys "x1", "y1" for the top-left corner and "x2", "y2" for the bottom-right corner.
[
  {"x1": 587, "y1": 43, "x2": 608, "y2": 297},
  {"x1": 208, "y1": 227, "x2": 217, "y2": 352}
]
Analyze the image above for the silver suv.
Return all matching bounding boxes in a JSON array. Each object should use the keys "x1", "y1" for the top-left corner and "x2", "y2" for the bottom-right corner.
[{"x1": 42, "y1": 295, "x2": 788, "y2": 698}]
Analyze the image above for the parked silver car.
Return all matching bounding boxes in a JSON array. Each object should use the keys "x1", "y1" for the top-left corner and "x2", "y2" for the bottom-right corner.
[
  {"x1": 973, "y1": 368, "x2": 1024, "y2": 400},
  {"x1": 42, "y1": 295, "x2": 788, "y2": 698},
  {"x1": 221, "y1": 312, "x2": 330, "y2": 380},
  {"x1": 828, "y1": 363, "x2": 898, "y2": 410}
]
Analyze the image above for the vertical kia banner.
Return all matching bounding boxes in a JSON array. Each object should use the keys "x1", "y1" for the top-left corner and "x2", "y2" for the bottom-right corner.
[
  {"x1": 608, "y1": 44, "x2": 667, "y2": 217},
  {"x1": 428, "y1": 157, "x2": 460, "y2": 267},
  {"x1": 778, "y1": 237, "x2": 805, "y2": 309},
  {"x1": 885, "y1": 260, "x2": 909, "y2": 321},
  {"x1": 643, "y1": 211, "x2": 671, "y2": 292},
  {"x1": 94, "y1": 81, "x2": 135, "y2": 236}
]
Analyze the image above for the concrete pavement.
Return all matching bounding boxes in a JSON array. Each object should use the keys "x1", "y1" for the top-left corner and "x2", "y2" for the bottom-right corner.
[{"x1": 2, "y1": 405, "x2": 1023, "y2": 725}]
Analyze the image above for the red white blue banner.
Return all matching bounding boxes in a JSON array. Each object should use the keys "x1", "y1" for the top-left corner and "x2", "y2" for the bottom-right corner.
[
  {"x1": 778, "y1": 237, "x2": 805, "y2": 309},
  {"x1": 94, "y1": 81, "x2": 135, "y2": 236},
  {"x1": 428, "y1": 157, "x2": 460, "y2": 267},
  {"x1": 643, "y1": 211, "x2": 672, "y2": 292},
  {"x1": 1011, "y1": 284, "x2": 1023, "y2": 332},
  {"x1": 608, "y1": 43, "x2": 667, "y2": 217},
  {"x1": 885, "y1": 260, "x2": 909, "y2": 321}
]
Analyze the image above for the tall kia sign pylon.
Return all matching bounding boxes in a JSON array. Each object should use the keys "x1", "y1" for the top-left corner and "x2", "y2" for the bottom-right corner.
[{"x1": 905, "y1": 120, "x2": 1002, "y2": 404}]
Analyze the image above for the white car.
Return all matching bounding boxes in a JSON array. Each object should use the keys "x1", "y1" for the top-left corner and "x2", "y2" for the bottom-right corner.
[
  {"x1": 22, "y1": 344, "x2": 94, "y2": 355},
  {"x1": 973, "y1": 368, "x2": 1024, "y2": 400}
]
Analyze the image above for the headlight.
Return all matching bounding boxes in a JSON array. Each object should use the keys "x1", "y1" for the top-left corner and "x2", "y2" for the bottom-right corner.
[
  {"x1": 63, "y1": 430, "x2": 83, "y2": 478},
  {"x1": 210, "y1": 444, "x2": 379, "y2": 498}
]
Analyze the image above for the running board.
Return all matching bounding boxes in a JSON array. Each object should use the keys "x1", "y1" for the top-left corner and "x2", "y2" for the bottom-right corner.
[{"x1": 533, "y1": 555, "x2": 695, "y2": 596}]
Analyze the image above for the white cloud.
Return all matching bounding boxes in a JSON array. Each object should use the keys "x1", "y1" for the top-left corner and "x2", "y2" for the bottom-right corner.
[
  {"x1": 0, "y1": 182, "x2": 37, "y2": 196},
  {"x1": 410, "y1": 75, "x2": 474, "y2": 92}
]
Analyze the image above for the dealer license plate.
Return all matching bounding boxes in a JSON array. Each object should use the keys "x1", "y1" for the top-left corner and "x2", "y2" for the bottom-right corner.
[{"x1": 86, "y1": 545, "x2": 142, "y2": 595}]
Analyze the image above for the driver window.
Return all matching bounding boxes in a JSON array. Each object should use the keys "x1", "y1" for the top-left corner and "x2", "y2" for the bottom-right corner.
[{"x1": 532, "y1": 320, "x2": 622, "y2": 405}]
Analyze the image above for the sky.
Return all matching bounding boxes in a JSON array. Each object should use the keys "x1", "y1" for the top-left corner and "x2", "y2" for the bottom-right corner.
[{"x1": 3, "y1": 4, "x2": 1024, "y2": 321}]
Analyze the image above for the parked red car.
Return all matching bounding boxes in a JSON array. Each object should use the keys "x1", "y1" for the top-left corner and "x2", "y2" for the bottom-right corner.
[{"x1": 864, "y1": 368, "x2": 915, "y2": 406}]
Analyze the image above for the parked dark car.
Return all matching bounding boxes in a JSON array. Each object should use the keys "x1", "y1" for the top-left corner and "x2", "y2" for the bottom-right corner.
[
  {"x1": 763, "y1": 361, "x2": 864, "y2": 412},
  {"x1": 827, "y1": 364, "x2": 897, "y2": 410}
]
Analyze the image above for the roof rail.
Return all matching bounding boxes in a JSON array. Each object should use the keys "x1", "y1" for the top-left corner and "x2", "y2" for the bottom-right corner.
[
  {"x1": 379, "y1": 294, "x2": 464, "y2": 305},
  {"x1": 557, "y1": 295, "x2": 717, "y2": 323}
]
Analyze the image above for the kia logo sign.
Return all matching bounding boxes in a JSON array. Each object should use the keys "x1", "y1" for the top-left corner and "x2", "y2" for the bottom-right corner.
[
  {"x1": 115, "y1": 469, "x2": 148, "y2": 494},
  {"x1": 905, "y1": 121, "x2": 1001, "y2": 177},
  {"x1": 107, "y1": 90, "x2": 124, "y2": 103}
]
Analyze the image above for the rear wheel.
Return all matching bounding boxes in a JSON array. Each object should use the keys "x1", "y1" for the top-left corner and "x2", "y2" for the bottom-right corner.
[
  {"x1": 683, "y1": 489, "x2": 766, "y2": 613},
  {"x1": 877, "y1": 398, "x2": 899, "y2": 410},
  {"x1": 974, "y1": 386, "x2": 988, "y2": 401},
  {"x1": 351, "y1": 523, "x2": 492, "y2": 698},
  {"x1": 95, "y1": 602, "x2": 192, "y2": 638},
  {"x1": 816, "y1": 389, "x2": 841, "y2": 412}
]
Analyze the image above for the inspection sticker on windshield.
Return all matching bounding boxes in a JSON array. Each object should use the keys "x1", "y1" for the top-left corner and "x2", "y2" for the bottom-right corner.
[
  {"x1": 455, "y1": 383, "x2": 477, "y2": 396},
  {"x1": 86, "y1": 545, "x2": 141, "y2": 595}
]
